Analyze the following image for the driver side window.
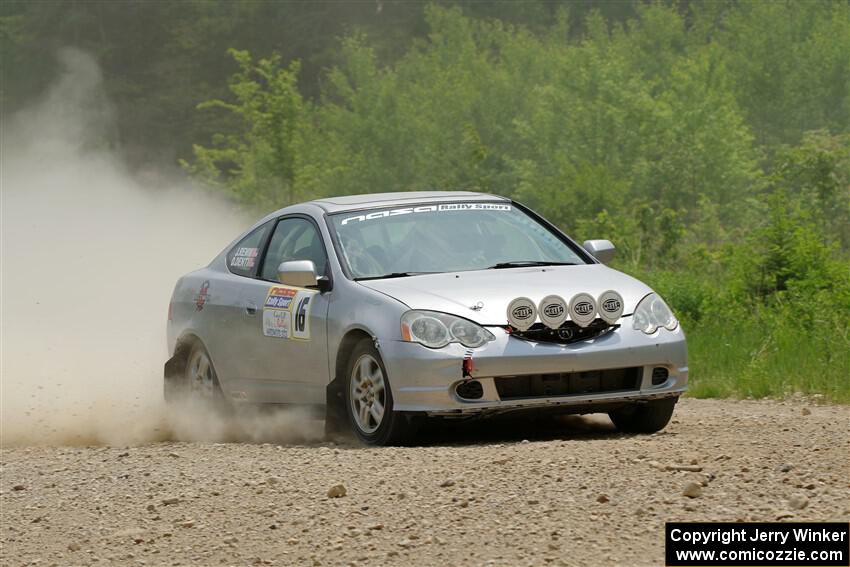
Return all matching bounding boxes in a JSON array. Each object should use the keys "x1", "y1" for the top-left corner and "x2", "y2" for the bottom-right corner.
[{"x1": 260, "y1": 217, "x2": 328, "y2": 282}]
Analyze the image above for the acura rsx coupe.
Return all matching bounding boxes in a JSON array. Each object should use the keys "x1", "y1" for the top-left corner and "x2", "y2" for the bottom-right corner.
[{"x1": 165, "y1": 191, "x2": 687, "y2": 445}]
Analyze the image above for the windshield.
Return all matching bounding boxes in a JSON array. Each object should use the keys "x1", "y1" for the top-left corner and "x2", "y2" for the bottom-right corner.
[{"x1": 328, "y1": 202, "x2": 589, "y2": 279}]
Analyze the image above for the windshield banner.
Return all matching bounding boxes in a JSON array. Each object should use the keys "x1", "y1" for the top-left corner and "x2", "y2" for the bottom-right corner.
[{"x1": 340, "y1": 203, "x2": 511, "y2": 225}]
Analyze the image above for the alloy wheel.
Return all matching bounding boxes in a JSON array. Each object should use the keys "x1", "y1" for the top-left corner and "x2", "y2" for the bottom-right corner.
[{"x1": 349, "y1": 354, "x2": 386, "y2": 433}]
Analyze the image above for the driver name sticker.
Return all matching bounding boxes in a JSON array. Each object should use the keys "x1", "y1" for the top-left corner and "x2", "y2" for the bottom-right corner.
[
  {"x1": 340, "y1": 203, "x2": 511, "y2": 225},
  {"x1": 230, "y1": 247, "x2": 258, "y2": 269},
  {"x1": 262, "y1": 286, "x2": 316, "y2": 340}
]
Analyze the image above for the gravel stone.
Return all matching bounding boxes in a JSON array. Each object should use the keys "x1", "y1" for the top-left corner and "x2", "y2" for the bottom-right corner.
[
  {"x1": 682, "y1": 482, "x2": 703, "y2": 498},
  {"x1": 788, "y1": 494, "x2": 809, "y2": 510},
  {"x1": 665, "y1": 464, "x2": 703, "y2": 472}
]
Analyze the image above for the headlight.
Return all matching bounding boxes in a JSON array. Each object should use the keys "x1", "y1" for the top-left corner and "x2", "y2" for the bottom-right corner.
[
  {"x1": 632, "y1": 293, "x2": 678, "y2": 334},
  {"x1": 401, "y1": 310, "x2": 495, "y2": 349}
]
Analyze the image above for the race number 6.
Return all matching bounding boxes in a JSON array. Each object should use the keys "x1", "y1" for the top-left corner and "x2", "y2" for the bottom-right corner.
[{"x1": 295, "y1": 296, "x2": 310, "y2": 334}]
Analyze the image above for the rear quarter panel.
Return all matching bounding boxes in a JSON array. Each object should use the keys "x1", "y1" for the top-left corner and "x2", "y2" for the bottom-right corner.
[{"x1": 167, "y1": 260, "x2": 247, "y2": 389}]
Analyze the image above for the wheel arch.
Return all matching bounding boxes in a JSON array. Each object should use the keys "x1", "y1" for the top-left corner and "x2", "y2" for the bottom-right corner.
[{"x1": 325, "y1": 328, "x2": 376, "y2": 430}]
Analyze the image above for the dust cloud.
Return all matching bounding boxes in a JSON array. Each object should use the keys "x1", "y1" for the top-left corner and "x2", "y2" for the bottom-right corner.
[{"x1": 1, "y1": 49, "x2": 322, "y2": 446}]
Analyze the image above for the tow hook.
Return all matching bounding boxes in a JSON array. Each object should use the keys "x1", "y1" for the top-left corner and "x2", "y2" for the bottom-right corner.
[{"x1": 462, "y1": 356, "x2": 474, "y2": 378}]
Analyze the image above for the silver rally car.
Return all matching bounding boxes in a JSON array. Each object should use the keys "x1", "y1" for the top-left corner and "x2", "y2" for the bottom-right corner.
[{"x1": 165, "y1": 191, "x2": 687, "y2": 445}]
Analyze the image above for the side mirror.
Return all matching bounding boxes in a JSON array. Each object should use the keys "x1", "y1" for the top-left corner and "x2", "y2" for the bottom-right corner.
[
  {"x1": 277, "y1": 260, "x2": 319, "y2": 288},
  {"x1": 582, "y1": 239, "x2": 616, "y2": 264}
]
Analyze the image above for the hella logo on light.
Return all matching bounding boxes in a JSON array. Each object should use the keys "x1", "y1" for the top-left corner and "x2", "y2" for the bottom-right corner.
[
  {"x1": 543, "y1": 304, "x2": 564, "y2": 317},
  {"x1": 512, "y1": 306, "x2": 533, "y2": 320},
  {"x1": 574, "y1": 302, "x2": 593, "y2": 316},
  {"x1": 603, "y1": 298, "x2": 621, "y2": 312}
]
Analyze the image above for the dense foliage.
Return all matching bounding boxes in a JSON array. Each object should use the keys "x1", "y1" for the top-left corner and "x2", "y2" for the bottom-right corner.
[
  {"x1": 1, "y1": 0, "x2": 630, "y2": 163},
  {"x1": 5, "y1": 2, "x2": 848, "y2": 400}
]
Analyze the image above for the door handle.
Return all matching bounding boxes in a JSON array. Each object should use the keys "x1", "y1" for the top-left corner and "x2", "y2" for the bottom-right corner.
[{"x1": 245, "y1": 302, "x2": 258, "y2": 316}]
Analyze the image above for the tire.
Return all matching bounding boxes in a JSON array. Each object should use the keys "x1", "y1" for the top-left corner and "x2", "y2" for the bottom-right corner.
[
  {"x1": 343, "y1": 338, "x2": 416, "y2": 446},
  {"x1": 608, "y1": 396, "x2": 678, "y2": 433},
  {"x1": 180, "y1": 341, "x2": 229, "y2": 413}
]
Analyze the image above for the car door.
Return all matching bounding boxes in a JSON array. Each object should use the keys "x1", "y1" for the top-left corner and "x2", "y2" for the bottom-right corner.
[{"x1": 238, "y1": 215, "x2": 332, "y2": 404}]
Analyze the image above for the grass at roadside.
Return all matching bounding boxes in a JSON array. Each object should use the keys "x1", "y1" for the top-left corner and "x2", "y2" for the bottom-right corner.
[
  {"x1": 629, "y1": 254, "x2": 850, "y2": 405},
  {"x1": 684, "y1": 312, "x2": 850, "y2": 404}
]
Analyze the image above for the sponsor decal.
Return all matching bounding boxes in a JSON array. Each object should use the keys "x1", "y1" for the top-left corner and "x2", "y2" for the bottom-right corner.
[
  {"x1": 340, "y1": 203, "x2": 511, "y2": 225},
  {"x1": 568, "y1": 292, "x2": 596, "y2": 327},
  {"x1": 263, "y1": 309, "x2": 291, "y2": 339},
  {"x1": 597, "y1": 290, "x2": 625, "y2": 324},
  {"x1": 506, "y1": 297, "x2": 537, "y2": 331},
  {"x1": 262, "y1": 286, "x2": 316, "y2": 340},
  {"x1": 194, "y1": 280, "x2": 210, "y2": 311},
  {"x1": 469, "y1": 301, "x2": 484, "y2": 312},
  {"x1": 538, "y1": 294, "x2": 568, "y2": 329},
  {"x1": 230, "y1": 247, "x2": 259, "y2": 269},
  {"x1": 264, "y1": 286, "x2": 297, "y2": 309}
]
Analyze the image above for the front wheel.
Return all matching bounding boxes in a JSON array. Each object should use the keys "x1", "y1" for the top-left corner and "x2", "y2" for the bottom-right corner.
[
  {"x1": 608, "y1": 397, "x2": 678, "y2": 433},
  {"x1": 344, "y1": 339, "x2": 416, "y2": 446}
]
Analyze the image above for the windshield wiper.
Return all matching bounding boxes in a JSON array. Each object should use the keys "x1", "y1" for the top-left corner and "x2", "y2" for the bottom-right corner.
[
  {"x1": 354, "y1": 271, "x2": 436, "y2": 281},
  {"x1": 487, "y1": 261, "x2": 578, "y2": 269}
]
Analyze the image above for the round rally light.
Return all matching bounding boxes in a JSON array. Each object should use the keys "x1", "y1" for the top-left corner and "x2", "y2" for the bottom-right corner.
[
  {"x1": 506, "y1": 297, "x2": 537, "y2": 331},
  {"x1": 538, "y1": 295, "x2": 567, "y2": 329},
  {"x1": 597, "y1": 290, "x2": 624, "y2": 324},
  {"x1": 568, "y1": 292, "x2": 597, "y2": 327}
]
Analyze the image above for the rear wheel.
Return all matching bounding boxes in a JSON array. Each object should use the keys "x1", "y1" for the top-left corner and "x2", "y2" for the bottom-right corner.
[
  {"x1": 608, "y1": 397, "x2": 678, "y2": 433},
  {"x1": 180, "y1": 342, "x2": 228, "y2": 413},
  {"x1": 344, "y1": 339, "x2": 416, "y2": 446}
]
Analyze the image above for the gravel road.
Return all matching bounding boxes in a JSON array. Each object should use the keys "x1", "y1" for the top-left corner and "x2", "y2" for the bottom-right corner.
[{"x1": 2, "y1": 398, "x2": 848, "y2": 567}]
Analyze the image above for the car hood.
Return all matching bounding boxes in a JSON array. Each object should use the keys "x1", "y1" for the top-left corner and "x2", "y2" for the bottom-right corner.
[{"x1": 358, "y1": 264, "x2": 653, "y2": 325}]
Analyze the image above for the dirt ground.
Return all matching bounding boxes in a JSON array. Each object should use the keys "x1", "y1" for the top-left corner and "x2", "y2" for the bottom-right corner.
[{"x1": 2, "y1": 398, "x2": 848, "y2": 567}]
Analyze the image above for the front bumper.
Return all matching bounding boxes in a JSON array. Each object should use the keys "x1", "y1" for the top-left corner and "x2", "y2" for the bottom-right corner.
[{"x1": 378, "y1": 323, "x2": 687, "y2": 415}]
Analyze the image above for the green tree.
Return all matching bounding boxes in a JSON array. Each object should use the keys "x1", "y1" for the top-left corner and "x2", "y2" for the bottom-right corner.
[
  {"x1": 182, "y1": 49, "x2": 307, "y2": 209},
  {"x1": 716, "y1": 0, "x2": 850, "y2": 146}
]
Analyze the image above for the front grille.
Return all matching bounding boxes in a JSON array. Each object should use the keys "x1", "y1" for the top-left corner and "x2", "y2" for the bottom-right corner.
[
  {"x1": 495, "y1": 367, "x2": 641, "y2": 400},
  {"x1": 507, "y1": 319, "x2": 617, "y2": 345}
]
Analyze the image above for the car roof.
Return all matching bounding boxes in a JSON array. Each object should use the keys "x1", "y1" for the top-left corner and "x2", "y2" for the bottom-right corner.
[{"x1": 307, "y1": 191, "x2": 508, "y2": 214}]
